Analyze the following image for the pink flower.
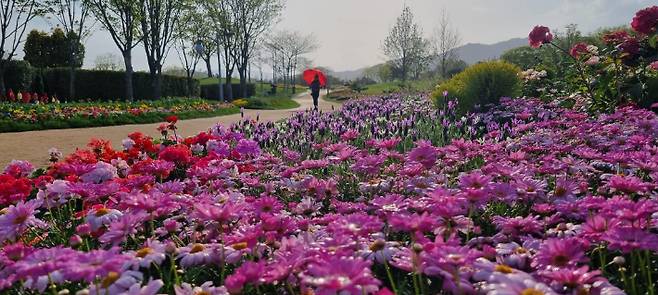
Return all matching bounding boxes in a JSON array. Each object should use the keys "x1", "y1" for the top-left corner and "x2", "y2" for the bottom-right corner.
[
  {"x1": 528, "y1": 26, "x2": 553, "y2": 48},
  {"x1": 631, "y1": 5, "x2": 658, "y2": 34},
  {"x1": 569, "y1": 42, "x2": 589, "y2": 58},
  {"x1": 532, "y1": 238, "x2": 589, "y2": 269},
  {"x1": 300, "y1": 255, "x2": 380, "y2": 295},
  {"x1": 407, "y1": 140, "x2": 438, "y2": 169},
  {"x1": 650, "y1": 61, "x2": 658, "y2": 71},
  {"x1": 603, "y1": 227, "x2": 658, "y2": 253},
  {"x1": 0, "y1": 200, "x2": 47, "y2": 243}
]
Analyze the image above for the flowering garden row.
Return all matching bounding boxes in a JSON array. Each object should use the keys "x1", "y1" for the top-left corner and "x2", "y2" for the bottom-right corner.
[
  {"x1": 0, "y1": 92, "x2": 656, "y2": 294},
  {"x1": 0, "y1": 98, "x2": 238, "y2": 133}
]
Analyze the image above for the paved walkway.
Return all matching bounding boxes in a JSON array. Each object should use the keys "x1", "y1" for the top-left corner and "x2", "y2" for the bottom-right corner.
[{"x1": 0, "y1": 92, "x2": 340, "y2": 168}]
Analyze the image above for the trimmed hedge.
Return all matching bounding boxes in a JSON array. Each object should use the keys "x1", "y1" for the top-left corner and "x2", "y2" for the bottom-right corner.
[
  {"x1": 2, "y1": 61, "x2": 199, "y2": 101},
  {"x1": 200, "y1": 83, "x2": 256, "y2": 101},
  {"x1": 41, "y1": 68, "x2": 199, "y2": 101},
  {"x1": 433, "y1": 61, "x2": 521, "y2": 115}
]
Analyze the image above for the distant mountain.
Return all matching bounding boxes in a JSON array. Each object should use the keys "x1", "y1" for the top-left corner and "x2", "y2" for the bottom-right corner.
[
  {"x1": 454, "y1": 37, "x2": 527, "y2": 65},
  {"x1": 329, "y1": 37, "x2": 528, "y2": 81}
]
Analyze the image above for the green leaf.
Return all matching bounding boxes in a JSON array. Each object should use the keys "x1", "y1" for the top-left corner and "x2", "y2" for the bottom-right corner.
[{"x1": 649, "y1": 35, "x2": 658, "y2": 48}]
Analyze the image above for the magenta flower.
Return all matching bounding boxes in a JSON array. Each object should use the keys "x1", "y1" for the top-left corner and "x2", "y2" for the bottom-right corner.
[
  {"x1": 528, "y1": 26, "x2": 553, "y2": 48},
  {"x1": 602, "y1": 227, "x2": 658, "y2": 253},
  {"x1": 300, "y1": 255, "x2": 380, "y2": 295},
  {"x1": 0, "y1": 200, "x2": 47, "y2": 243},
  {"x1": 569, "y1": 42, "x2": 590, "y2": 58},
  {"x1": 532, "y1": 238, "x2": 589, "y2": 269},
  {"x1": 631, "y1": 5, "x2": 658, "y2": 34},
  {"x1": 174, "y1": 282, "x2": 228, "y2": 295},
  {"x1": 407, "y1": 140, "x2": 438, "y2": 169},
  {"x1": 224, "y1": 261, "x2": 265, "y2": 293}
]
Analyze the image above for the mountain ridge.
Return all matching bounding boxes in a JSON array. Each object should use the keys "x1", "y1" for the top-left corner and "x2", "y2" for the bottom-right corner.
[{"x1": 329, "y1": 37, "x2": 527, "y2": 81}]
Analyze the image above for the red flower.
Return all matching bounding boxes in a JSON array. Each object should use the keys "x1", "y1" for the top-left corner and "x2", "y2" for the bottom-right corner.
[
  {"x1": 569, "y1": 42, "x2": 589, "y2": 58},
  {"x1": 528, "y1": 26, "x2": 553, "y2": 48},
  {"x1": 602, "y1": 30, "x2": 629, "y2": 45},
  {"x1": 631, "y1": 6, "x2": 658, "y2": 35},
  {"x1": 158, "y1": 144, "x2": 192, "y2": 165},
  {"x1": 0, "y1": 174, "x2": 32, "y2": 205},
  {"x1": 165, "y1": 115, "x2": 178, "y2": 124}
]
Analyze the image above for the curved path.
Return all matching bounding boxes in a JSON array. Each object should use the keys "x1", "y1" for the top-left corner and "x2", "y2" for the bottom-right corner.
[{"x1": 0, "y1": 92, "x2": 340, "y2": 168}]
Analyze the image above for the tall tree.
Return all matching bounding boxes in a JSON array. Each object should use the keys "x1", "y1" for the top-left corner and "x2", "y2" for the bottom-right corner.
[
  {"x1": 382, "y1": 6, "x2": 430, "y2": 82},
  {"x1": 45, "y1": 0, "x2": 93, "y2": 101},
  {"x1": 267, "y1": 30, "x2": 317, "y2": 92},
  {"x1": 174, "y1": 6, "x2": 202, "y2": 96},
  {"x1": 84, "y1": 0, "x2": 141, "y2": 101},
  {"x1": 432, "y1": 8, "x2": 461, "y2": 78},
  {"x1": 24, "y1": 28, "x2": 84, "y2": 68},
  {"x1": 225, "y1": 0, "x2": 283, "y2": 98},
  {"x1": 139, "y1": 0, "x2": 185, "y2": 100},
  {"x1": 0, "y1": 0, "x2": 41, "y2": 98}
]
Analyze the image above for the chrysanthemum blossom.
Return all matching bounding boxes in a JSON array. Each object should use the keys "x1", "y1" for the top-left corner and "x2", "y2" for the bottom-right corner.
[{"x1": 631, "y1": 6, "x2": 658, "y2": 34}]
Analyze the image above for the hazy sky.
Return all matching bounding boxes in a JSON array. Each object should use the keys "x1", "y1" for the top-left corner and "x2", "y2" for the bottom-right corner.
[{"x1": 23, "y1": 0, "x2": 655, "y2": 72}]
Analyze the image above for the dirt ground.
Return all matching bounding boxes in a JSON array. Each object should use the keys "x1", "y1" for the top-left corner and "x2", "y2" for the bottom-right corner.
[{"x1": 0, "y1": 92, "x2": 340, "y2": 168}]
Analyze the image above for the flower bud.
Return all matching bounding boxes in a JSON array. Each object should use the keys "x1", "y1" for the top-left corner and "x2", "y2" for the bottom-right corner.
[
  {"x1": 613, "y1": 256, "x2": 626, "y2": 266},
  {"x1": 69, "y1": 235, "x2": 82, "y2": 247}
]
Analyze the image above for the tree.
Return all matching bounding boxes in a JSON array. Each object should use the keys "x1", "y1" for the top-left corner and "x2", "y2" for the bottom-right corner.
[
  {"x1": 382, "y1": 6, "x2": 430, "y2": 82},
  {"x1": 432, "y1": 8, "x2": 461, "y2": 78},
  {"x1": 45, "y1": 0, "x2": 93, "y2": 101},
  {"x1": 174, "y1": 6, "x2": 202, "y2": 96},
  {"x1": 23, "y1": 28, "x2": 84, "y2": 68},
  {"x1": 224, "y1": 0, "x2": 283, "y2": 98},
  {"x1": 203, "y1": 0, "x2": 237, "y2": 100},
  {"x1": 84, "y1": 0, "x2": 141, "y2": 101},
  {"x1": 267, "y1": 30, "x2": 318, "y2": 92},
  {"x1": 139, "y1": 0, "x2": 186, "y2": 100},
  {"x1": 0, "y1": 0, "x2": 41, "y2": 98},
  {"x1": 94, "y1": 52, "x2": 122, "y2": 70}
]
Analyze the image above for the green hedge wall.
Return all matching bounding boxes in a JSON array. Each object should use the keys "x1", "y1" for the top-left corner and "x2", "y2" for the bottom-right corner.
[
  {"x1": 200, "y1": 83, "x2": 256, "y2": 101},
  {"x1": 2, "y1": 61, "x2": 199, "y2": 101},
  {"x1": 42, "y1": 68, "x2": 199, "y2": 101}
]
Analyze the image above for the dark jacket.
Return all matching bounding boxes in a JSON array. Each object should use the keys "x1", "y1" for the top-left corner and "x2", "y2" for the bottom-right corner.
[{"x1": 310, "y1": 79, "x2": 321, "y2": 97}]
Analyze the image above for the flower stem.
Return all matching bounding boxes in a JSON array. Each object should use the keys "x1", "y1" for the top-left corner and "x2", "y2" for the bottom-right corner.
[{"x1": 384, "y1": 261, "x2": 398, "y2": 294}]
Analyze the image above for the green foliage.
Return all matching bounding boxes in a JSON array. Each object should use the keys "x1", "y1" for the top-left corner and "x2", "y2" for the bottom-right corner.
[
  {"x1": 433, "y1": 61, "x2": 521, "y2": 115},
  {"x1": 34, "y1": 68, "x2": 198, "y2": 101},
  {"x1": 2, "y1": 60, "x2": 33, "y2": 92},
  {"x1": 245, "y1": 97, "x2": 299, "y2": 110},
  {"x1": 500, "y1": 46, "x2": 544, "y2": 70},
  {"x1": 200, "y1": 83, "x2": 256, "y2": 100},
  {"x1": 23, "y1": 28, "x2": 85, "y2": 68}
]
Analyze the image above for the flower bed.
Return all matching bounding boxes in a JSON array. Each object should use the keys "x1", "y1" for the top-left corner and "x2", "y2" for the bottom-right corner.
[
  {"x1": 0, "y1": 98, "x2": 239, "y2": 133},
  {"x1": 0, "y1": 94, "x2": 657, "y2": 294}
]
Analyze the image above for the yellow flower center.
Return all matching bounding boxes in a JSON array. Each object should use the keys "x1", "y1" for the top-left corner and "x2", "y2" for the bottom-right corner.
[
  {"x1": 231, "y1": 242, "x2": 248, "y2": 250},
  {"x1": 95, "y1": 208, "x2": 111, "y2": 217},
  {"x1": 369, "y1": 240, "x2": 386, "y2": 252},
  {"x1": 190, "y1": 243, "x2": 205, "y2": 253},
  {"x1": 136, "y1": 247, "x2": 153, "y2": 258},
  {"x1": 101, "y1": 271, "x2": 120, "y2": 288},
  {"x1": 494, "y1": 264, "x2": 514, "y2": 274},
  {"x1": 520, "y1": 288, "x2": 544, "y2": 295},
  {"x1": 515, "y1": 247, "x2": 528, "y2": 254}
]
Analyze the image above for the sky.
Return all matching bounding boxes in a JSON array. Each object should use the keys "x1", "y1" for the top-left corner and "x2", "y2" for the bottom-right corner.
[{"x1": 21, "y1": 0, "x2": 655, "y2": 73}]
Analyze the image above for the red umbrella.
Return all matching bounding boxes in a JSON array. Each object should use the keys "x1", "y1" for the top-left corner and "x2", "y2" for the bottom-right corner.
[{"x1": 303, "y1": 69, "x2": 327, "y2": 87}]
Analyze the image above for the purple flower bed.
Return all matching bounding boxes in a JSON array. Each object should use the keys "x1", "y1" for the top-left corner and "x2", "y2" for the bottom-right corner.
[{"x1": 0, "y1": 94, "x2": 656, "y2": 294}]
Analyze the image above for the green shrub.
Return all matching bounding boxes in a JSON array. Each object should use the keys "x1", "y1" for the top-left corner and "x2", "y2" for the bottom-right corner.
[
  {"x1": 3, "y1": 60, "x2": 34, "y2": 92},
  {"x1": 433, "y1": 61, "x2": 521, "y2": 115},
  {"x1": 41, "y1": 68, "x2": 199, "y2": 101}
]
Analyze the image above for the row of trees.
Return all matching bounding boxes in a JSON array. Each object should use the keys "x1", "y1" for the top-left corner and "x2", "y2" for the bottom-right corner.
[
  {"x1": 0, "y1": 0, "x2": 286, "y2": 101},
  {"x1": 381, "y1": 6, "x2": 463, "y2": 82},
  {"x1": 265, "y1": 30, "x2": 318, "y2": 92}
]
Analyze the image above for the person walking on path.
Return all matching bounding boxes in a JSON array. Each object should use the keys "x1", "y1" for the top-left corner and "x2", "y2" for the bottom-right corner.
[{"x1": 310, "y1": 74, "x2": 321, "y2": 111}]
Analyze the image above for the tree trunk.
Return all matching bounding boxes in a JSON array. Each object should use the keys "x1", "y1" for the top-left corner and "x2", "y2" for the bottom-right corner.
[
  {"x1": 239, "y1": 66, "x2": 247, "y2": 98},
  {"x1": 123, "y1": 51, "x2": 134, "y2": 101},
  {"x1": 69, "y1": 66, "x2": 75, "y2": 102},
  {"x1": 205, "y1": 57, "x2": 213, "y2": 77},
  {"x1": 151, "y1": 67, "x2": 162, "y2": 100},
  {"x1": 0, "y1": 66, "x2": 6, "y2": 100},
  {"x1": 225, "y1": 75, "x2": 233, "y2": 100}
]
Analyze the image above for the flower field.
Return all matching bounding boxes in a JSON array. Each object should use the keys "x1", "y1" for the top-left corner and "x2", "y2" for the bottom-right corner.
[
  {"x1": 0, "y1": 92, "x2": 657, "y2": 295},
  {"x1": 0, "y1": 98, "x2": 238, "y2": 133}
]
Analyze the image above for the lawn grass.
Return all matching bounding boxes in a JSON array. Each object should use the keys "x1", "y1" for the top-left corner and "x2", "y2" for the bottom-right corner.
[
  {"x1": 328, "y1": 79, "x2": 439, "y2": 100},
  {"x1": 198, "y1": 77, "x2": 302, "y2": 110}
]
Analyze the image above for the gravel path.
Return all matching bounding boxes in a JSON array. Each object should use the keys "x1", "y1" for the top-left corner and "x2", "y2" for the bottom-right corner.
[{"x1": 0, "y1": 92, "x2": 339, "y2": 168}]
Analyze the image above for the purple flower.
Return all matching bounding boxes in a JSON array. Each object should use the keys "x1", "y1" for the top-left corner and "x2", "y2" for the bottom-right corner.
[
  {"x1": 80, "y1": 161, "x2": 118, "y2": 183},
  {"x1": 407, "y1": 140, "x2": 438, "y2": 169},
  {"x1": 603, "y1": 227, "x2": 658, "y2": 253},
  {"x1": 0, "y1": 200, "x2": 47, "y2": 243},
  {"x1": 532, "y1": 238, "x2": 589, "y2": 269},
  {"x1": 300, "y1": 255, "x2": 380, "y2": 295}
]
